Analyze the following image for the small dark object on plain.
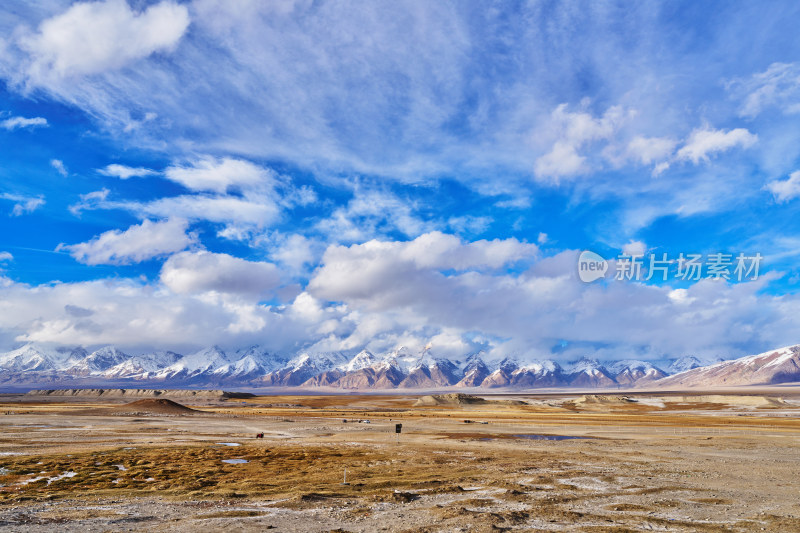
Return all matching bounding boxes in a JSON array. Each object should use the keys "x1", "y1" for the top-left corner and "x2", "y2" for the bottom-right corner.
[
  {"x1": 395, "y1": 423, "x2": 402, "y2": 434},
  {"x1": 391, "y1": 491, "x2": 419, "y2": 503}
]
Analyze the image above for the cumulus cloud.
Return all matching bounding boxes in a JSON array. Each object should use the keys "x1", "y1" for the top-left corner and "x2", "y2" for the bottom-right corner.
[
  {"x1": 0, "y1": 193, "x2": 45, "y2": 216},
  {"x1": 16, "y1": 0, "x2": 189, "y2": 83},
  {"x1": 0, "y1": 241, "x2": 794, "y2": 360},
  {"x1": 765, "y1": 170, "x2": 800, "y2": 203},
  {"x1": 57, "y1": 218, "x2": 197, "y2": 265},
  {"x1": 304, "y1": 244, "x2": 797, "y2": 360},
  {"x1": 268, "y1": 233, "x2": 323, "y2": 271},
  {"x1": 98, "y1": 164, "x2": 157, "y2": 179},
  {"x1": 675, "y1": 127, "x2": 757, "y2": 164},
  {"x1": 309, "y1": 231, "x2": 538, "y2": 305},
  {"x1": 0, "y1": 277, "x2": 314, "y2": 351},
  {"x1": 160, "y1": 250, "x2": 282, "y2": 296},
  {"x1": 0, "y1": 115, "x2": 47, "y2": 130},
  {"x1": 164, "y1": 157, "x2": 274, "y2": 194},
  {"x1": 139, "y1": 195, "x2": 281, "y2": 227}
]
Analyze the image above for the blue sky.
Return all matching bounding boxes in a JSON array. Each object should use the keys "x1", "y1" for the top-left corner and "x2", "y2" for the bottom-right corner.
[{"x1": 1, "y1": 0, "x2": 800, "y2": 361}]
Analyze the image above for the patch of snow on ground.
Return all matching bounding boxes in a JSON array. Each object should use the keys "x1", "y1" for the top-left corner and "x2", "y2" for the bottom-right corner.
[{"x1": 47, "y1": 471, "x2": 77, "y2": 485}]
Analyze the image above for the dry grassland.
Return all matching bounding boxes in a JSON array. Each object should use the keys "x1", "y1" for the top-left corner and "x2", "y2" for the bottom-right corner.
[{"x1": 1, "y1": 391, "x2": 799, "y2": 531}]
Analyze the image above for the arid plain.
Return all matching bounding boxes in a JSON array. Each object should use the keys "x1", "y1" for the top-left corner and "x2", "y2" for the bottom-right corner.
[{"x1": 1, "y1": 390, "x2": 800, "y2": 532}]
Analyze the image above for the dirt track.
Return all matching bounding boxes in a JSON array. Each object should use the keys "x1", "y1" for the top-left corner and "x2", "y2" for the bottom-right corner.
[{"x1": 1, "y1": 392, "x2": 800, "y2": 531}]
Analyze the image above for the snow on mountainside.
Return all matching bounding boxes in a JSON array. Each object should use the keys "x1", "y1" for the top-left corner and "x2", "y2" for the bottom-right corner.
[
  {"x1": 566, "y1": 358, "x2": 616, "y2": 387},
  {"x1": 338, "y1": 350, "x2": 377, "y2": 372},
  {"x1": 608, "y1": 360, "x2": 667, "y2": 385},
  {"x1": 666, "y1": 356, "x2": 723, "y2": 375},
  {"x1": 68, "y1": 347, "x2": 131, "y2": 376},
  {"x1": 261, "y1": 351, "x2": 347, "y2": 386},
  {"x1": 455, "y1": 354, "x2": 491, "y2": 387},
  {"x1": 0, "y1": 344, "x2": 86, "y2": 372},
  {"x1": 103, "y1": 351, "x2": 182, "y2": 378},
  {"x1": 652, "y1": 345, "x2": 800, "y2": 388},
  {"x1": 2, "y1": 343, "x2": 798, "y2": 390},
  {"x1": 153, "y1": 346, "x2": 234, "y2": 380}
]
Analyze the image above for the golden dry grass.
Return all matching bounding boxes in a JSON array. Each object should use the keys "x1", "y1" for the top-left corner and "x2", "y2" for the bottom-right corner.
[{"x1": 1, "y1": 392, "x2": 800, "y2": 531}]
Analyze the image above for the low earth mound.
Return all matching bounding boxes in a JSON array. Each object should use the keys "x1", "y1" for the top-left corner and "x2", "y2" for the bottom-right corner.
[
  {"x1": 110, "y1": 398, "x2": 199, "y2": 415},
  {"x1": 674, "y1": 395, "x2": 786, "y2": 408},
  {"x1": 414, "y1": 393, "x2": 489, "y2": 406},
  {"x1": 573, "y1": 395, "x2": 636, "y2": 405},
  {"x1": 26, "y1": 388, "x2": 253, "y2": 399}
]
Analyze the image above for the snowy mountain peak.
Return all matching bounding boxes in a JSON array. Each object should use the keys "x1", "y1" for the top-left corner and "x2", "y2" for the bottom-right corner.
[
  {"x1": 340, "y1": 350, "x2": 377, "y2": 372},
  {"x1": 608, "y1": 359, "x2": 663, "y2": 375},
  {"x1": 518, "y1": 359, "x2": 560, "y2": 374},
  {"x1": 3, "y1": 342, "x2": 799, "y2": 390},
  {"x1": 0, "y1": 343, "x2": 88, "y2": 372},
  {"x1": 568, "y1": 358, "x2": 606, "y2": 374}
]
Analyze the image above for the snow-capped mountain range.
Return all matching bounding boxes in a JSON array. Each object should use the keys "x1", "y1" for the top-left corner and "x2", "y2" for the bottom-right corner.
[{"x1": 1, "y1": 342, "x2": 797, "y2": 390}]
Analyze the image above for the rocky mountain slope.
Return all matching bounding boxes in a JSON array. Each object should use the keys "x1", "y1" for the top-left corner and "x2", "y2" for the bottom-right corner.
[
  {"x1": 650, "y1": 345, "x2": 800, "y2": 388},
  {"x1": 1, "y1": 342, "x2": 796, "y2": 390}
]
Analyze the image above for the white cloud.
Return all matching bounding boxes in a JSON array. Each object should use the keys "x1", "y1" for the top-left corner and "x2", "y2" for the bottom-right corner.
[
  {"x1": 0, "y1": 252, "x2": 13, "y2": 262},
  {"x1": 160, "y1": 250, "x2": 281, "y2": 296},
  {"x1": 0, "y1": 193, "x2": 45, "y2": 216},
  {"x1": 534, "y1": 142, "x2": 586, "y2": 181},
  {"x1": 309, "y1": 232, "x2": 538, "y2": 305},
  {"x1": 0, "y1": 276, "x2": 311, "y2": 351},
  {"x1": 652, "y1": 161, "x2": 671, "y2": 177},
  {"x1": 50, "y1": 159, "x2": 67, "y2": 176},
  {"x1": 676, "y1": 126, "x2": 757, "y2": 164},
  {"x1": 64, "y1": 157, "x2": 288, "y2": 238},
  {"x1": 304, "y1": 245, "x2": 795, "y2": 360},
  {"x1": 0, "y1": 242, "x2": 794, "y2": 360},
  {"x1": 164, "y1": 157, "x2": 274, "y2": 194},
  {"x1": 17, "y1": 0, "x2": 189, "y2": 83},
  {"x1": 622, "y1": 240, "x2": 646, "y2": 256},
  {"x1": 765, "y1": 170, "x2": 800, "y2": 203},
  {"x1": 70, "y1": 189, "x2": 282, "y2": 229},
  {"x1": 625, "y1": 136, "x2": 677, "y2": 165},
  {"x1": 268, "y1": 233, "x2": 322, "y2": 271},
  {"x1": 316, "y1": 188, "x2": 433, "y2": 242},
  {"x1": 98, "y1": 164, "x2": 157, "y2": 179},
  {"x1": 537, "y1": 232, "x2": 548, "y2": 244},
  {"x1": 730, "y1": 62, "x2": 800, "y2": 118},
  {"x1": 138, "y1": 194, "x2": 281, "y2": 227},
  {"x1": 534, "y1": 104, "x2": 628, "y2": 182},
  {"x1": 58, "y1": 218, "x2": 197, "y2": 265},
  {"x1": 0, "y1": 115, "x2": 47, "y2": 130},
  {"x1": 448, "y1": 215, "x2": 492, "y2": 235}
]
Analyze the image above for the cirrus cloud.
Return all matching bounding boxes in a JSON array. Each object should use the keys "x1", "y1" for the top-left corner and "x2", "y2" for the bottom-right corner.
[{"x1": 0, "y1": 115, "x2": 47, "y2": 130}]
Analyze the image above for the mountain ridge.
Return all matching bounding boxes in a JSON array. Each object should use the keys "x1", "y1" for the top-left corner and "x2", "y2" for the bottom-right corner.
[{"x1": 2, "y1": 343, "x2": 798, "y2": 390}]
